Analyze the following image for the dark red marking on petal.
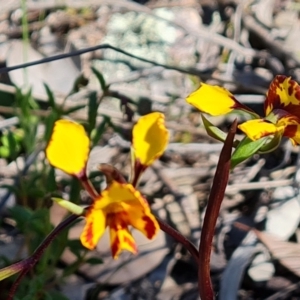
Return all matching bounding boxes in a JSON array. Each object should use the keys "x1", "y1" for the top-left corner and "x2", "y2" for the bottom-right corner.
[
  {"x1": 282, "y1": 104, "x2": 300, "y2": 118},
  {"x1": 276, "y1": 75, "x2": 286, "y2": 84},
  {"x1": 265, "y1": 76, "x2": 284, "y2": 113},
  {"x1": 295, "y1": 89, "x2": 300, "y2": 101},
  {"x1": 106, "y1": 212, "x2": 128, "y2": 230},
  {"x1": 142, "y1": 215, "x2": 157, "y2": 238},
  {"x1": 111, "y1": 235, "x2": 120, "y2": 258},
  {"x1": 84, "y1": 217, "x2": 95, "y2": 249},
  {"x1": 265, "y1": 76, "x2": 300, "y2": 118},
  {"x1": 288, "y1": 79, "x2": 295, "y2": 96},
  {"x1": 231, "y1": 97, "x2": 256, "y2": 114},
  {"x1": 132, "y1": 159, "x2": 147, "y2": 188},
  {"x1": 283, "y1": 124, "x2": 298, "y2": 140}
]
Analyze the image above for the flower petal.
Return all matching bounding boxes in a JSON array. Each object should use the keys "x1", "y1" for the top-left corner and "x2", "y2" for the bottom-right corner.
[
  {"x1": 95, "y1": 181, "x2": 159, "y2": 257},
  {"x1": 186, "y1": 83, "x2": 255, "y2": 116},
  {"x1": 96, "y1": 181, "x2": 143, "y2": 209},
  {"x1": 46, "y1": 120, "x2": 90, "y2": 177},
  {"x1": 125, "y1": 200, "x2": 159, "y2": 239},
  {"x1": 132, "y1": 112, "x2": 169, "y2": 167},
  {"x1": 278, "y1": 116, "x2": 300, "y2": 146},
  {"x1": 238, "y1": 119, "x2": 284, "y2": 141},
  {"x1": 265, "y1": 75, "x2": 300, "y2": 118},
  {"x1": 80, "y1": 205, "x2": 106, "y2": 250},
  {"x1": 108, "y1": 217, "x2": 137, "y2": 259}
]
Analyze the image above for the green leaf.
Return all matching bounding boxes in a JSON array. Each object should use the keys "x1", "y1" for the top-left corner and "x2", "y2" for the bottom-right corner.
[
  {"x1": 69, "y1": 177, "x2": 82, "y2": 205},
  {"x1": 85, "y1": 257, "x2": 103, "y2": 265},
  {"x1": 0, "y1": 146, "x2": 9, "y2": 158},
  {"x1": 44, "y1": 110, "x2": 60, "y2": 143},
  {"x1": 231, "y1": 136, "x2": 267, "y2": 168},
  {"x1": 47, "y1": 291, "x2": 69, "y2": 300},
  {"x1": 46, "y1": 166, "x2": 57, "y2": 193},
  {"x1": 62, "y1": 259, "x2": 83, "y2": 277},
  {"x1": 202, "y1": 114, "x2": 228, "y2": 142},
  {"x1": 88, "y1": 91, "x2": 98, "y2": 135},
  {"x1": 63, "y1": 104, "x2": 86, "y2": 115},
  {"x1": 7, "y1": 131, "x2": 18, "y2": 158},
  {"x1": 68, "y1": 239, "x2": 86, "y2": 258},
  {"x1": 0, "y1": 131, "x2": 20, "y2": 159},
  {"x1": 91, "y1": 67, "x2": 107, "y2": 91},
  {"x1": 41, "y1": 292, "x2": 53, "y2": 300},
  {"x1": 68, "y1": 73, "x2": 89, "y2": 95},
  {"x1": 91, "y1": 116, "x2": 109, "y2": 146},
  {"x1": 0, "y1": 184, "x2": 19, "y2": 194},
  {"x1": 202, "y1": 115, "x2": 240, "y2": 147},
  {"x1": 9, "y1": 206, "x2": 33, "y2": 231},
  {"x1": 50, "y1": 224, "x2": 69, "y2": 264},
  {"x1": 29, "y1": 208, "x2": 51, "y2": 235},
  {"x1": 44, "y1": 83, "x2": 56, "y2": 110},
  {"x1": 258, "y1": 133, "x2": 282, "y2": 153}
]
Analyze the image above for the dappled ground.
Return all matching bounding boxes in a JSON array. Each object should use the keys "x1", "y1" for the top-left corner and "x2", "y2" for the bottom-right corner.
[{"x1": 1, "y1": 0, "x2": 300, "y2": 299}]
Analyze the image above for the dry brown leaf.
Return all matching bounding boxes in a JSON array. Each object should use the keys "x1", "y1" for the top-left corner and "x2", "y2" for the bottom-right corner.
[{"x1": 255, "y1": 230, "x2": 300, "y2": 277}]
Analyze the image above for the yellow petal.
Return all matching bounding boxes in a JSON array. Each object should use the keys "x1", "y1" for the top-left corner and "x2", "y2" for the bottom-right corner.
[
  {"x1": 238, "y1": 119, "x2": 284, "y2": 141},
  {"x1": 46, "y1": 119, "x2": 90, "y2": 177},
  {"x1": 132, "y1": 112, "x2": 169, "y2": 166},
  {"x1": 95, "y1": 181, "x2": 142, "y2": 209},
  {"x1": 186, "y1": 83, "x2": 254, "y2": 116},
  {"x1": 80, "y1": 205, "x2": 106, "y2": 250},
  {"x1": 265, "y1": 75, "x2": 300, "y2": 118},
  {"x1": 108, "y1": 220, "x2": 137, "y2": 259},
  {"x1": 125, "y1": 200, "x2": 159, "y2": 239}
]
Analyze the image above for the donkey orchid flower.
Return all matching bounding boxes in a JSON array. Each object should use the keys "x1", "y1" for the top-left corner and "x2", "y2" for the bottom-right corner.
[
  {"x1": 81, "y1": 180, "x2": 158, "y2": 258},
  {"x1": 186, "y1": 75, "x2": 300, "y2": 146},
  {"x1": 45, "y1": 112, "x2": 169, "y2": 258}
]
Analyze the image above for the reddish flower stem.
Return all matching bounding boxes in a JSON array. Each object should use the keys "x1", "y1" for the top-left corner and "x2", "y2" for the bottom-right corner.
[
  {"x1": 98, "y1": 163, "x2": 127, "y2": 184},
  {"x1": 80, "y1": 175, "x2": 99, "y2": 199},
  {"x1": 198, "y1": 120, "x2": 237, "y2": 300},
  {"x1": 7, "y1": 214, "x2": 80, "y2": 300},
  {"x1": 156, "y1": 217, "x2": 199, "y2": 264}
]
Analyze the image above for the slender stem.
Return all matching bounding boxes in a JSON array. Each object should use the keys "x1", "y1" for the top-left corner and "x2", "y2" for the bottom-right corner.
[
  {"x1": 80, "y1": 177, "x2": 99, "y2": 199},
  {"x1": 7, "y1": 214, "x2": 80, "y2": 300},
  {"x1": 98, "y1": 164, "x2": 127, "y2": 185},
  {"x1": 156, "y1": 217, "x2": 199, "y2": 264},
  {"x1": 198, "y1": 120, "x2": 237, "y2": 300},
  {"x1": 0, "y1": 44, "x2": 206, "y2": 77},
  {"x1": 21, "y1": 0, "x2": 29, "y2": 88}
]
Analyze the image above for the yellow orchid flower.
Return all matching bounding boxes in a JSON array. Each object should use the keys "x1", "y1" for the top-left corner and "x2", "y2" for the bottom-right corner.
[
  {"x1": 186, "y1": 75, "x2": 300, "y2": 146},
  {"x1": 81, "y1": 181, "x2": 158, "y2": 258},
  {"x1": 45, "y1": 112, "x2": 169, "y2": 258}
]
